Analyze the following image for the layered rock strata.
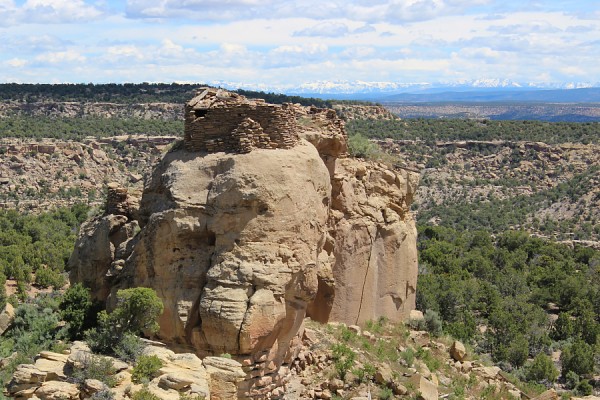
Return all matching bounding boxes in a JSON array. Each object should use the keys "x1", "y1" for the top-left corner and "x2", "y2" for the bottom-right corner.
[{"x1": 69, "y1": 90, "x2": 419, "y2": 399}]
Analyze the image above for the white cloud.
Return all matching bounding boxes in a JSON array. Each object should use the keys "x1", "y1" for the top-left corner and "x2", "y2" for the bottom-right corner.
[
  {"x1": 293, "y1": 22, "x2": 350, "y2": 37},
  {"x1": 105, "y1": 45, "x2": 145, "y2": 61},
  {"x1": 23, "y1": 0, "x2": 103, "y2": 23},
  {"x1": 35, "y1": 50, "x2": 86, "y2": 64},
  {"x1": 339, "y1": 46, "x2": 375, "y2": 59},
  {"x1": 0, "y1": 0, "x2": 104, "y2": 26},
  {"x1": 559, "y1": 66, "x2": 586, "y2": 77},
  {"x1": 5, "y1": 58, "x2": 28, "y2": 67},
  {"x1": 489, "y1": 21, "x2": 561, "y2": 34},
  {"x1": 1, "y1": 1, "x2": 599, "y2": 86},
  {"x1": 124, "y1": 0, "x2": 498, "y2": 23}
]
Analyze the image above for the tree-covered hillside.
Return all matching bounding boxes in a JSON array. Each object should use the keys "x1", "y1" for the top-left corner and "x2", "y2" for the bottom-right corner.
[
  {"x1": 0, "y1": 204, "x2": 89, "y2": 305},
  {"x1": 417, "y1": 226, "x2": 599, "y2": 392}
]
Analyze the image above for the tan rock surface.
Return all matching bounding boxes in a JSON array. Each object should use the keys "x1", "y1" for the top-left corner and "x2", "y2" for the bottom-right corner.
[
  {"x1": 204, "y1": 357, "x2": 246, "y2": 400},
  {"x1": 35, "y1": 381, "x2": 79, "y2": 400},
  {"x1": 450, "y1": 340, "x2": 467, "y2": 362},
  {"x1": 532, "y1": 389, "x2": 560, "y2": 400},
  {"x1": 122, "y1": 141, "x2": 330, "y2": 360},
  {"x1": 409, "y1": 374, "x2": 438, "y2": 400},
  {"x1": 313, "y1": 158, "x2": 419, "y2": 324},
  {"x1": 0, "y1": 302, "x2": 15, "y2": 335}
]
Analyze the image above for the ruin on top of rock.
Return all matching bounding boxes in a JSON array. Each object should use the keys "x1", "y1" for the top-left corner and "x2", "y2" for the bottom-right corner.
[{"x1": 184, "y1": 88, "x2": 299, "y2": 153}]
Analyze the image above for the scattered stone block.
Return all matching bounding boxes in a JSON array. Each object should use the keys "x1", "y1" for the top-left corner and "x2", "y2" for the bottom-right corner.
[
  {"x1": 35, "y1": 381, "x2": 80, "y2": 400},
  {"x1": 450, "y1": 340, "x2": 467, "y2": 361},
  {"x1": 410, "y1": 374, "x2": 438, "y2": 400},
  {"x1": 0, "y1": 303, "x2": 15, "y2": 335}
]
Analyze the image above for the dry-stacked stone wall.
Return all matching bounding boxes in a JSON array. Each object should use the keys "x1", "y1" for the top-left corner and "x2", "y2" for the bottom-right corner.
[{"x1": 184, "y1": 88, "x2": 300, "y2": 153}]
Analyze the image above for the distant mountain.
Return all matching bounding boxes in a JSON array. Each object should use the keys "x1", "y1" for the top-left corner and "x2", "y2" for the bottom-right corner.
[
  {"x1": 383, "y1": 87, "x2": 600, "y2": 103},
  {"x1": 212, "y1": 79, "x2": 600, "y2": 102}
]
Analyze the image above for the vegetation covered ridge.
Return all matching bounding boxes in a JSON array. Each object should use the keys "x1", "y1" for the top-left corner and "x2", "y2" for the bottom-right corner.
[
  {"x1": 347, "y1": 118, "x2": 600, "y2": 144},
  {"x1": 0, "y1": 83, "x2": 335, "y2": 108}
]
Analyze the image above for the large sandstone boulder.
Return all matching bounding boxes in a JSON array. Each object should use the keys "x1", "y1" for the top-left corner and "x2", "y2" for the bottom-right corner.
[
  {"x1": 450, "y1": 340, "x2": 467, "y2": 362},
  {"x1": 0, "y1": 302, "x2": 15, "y2": 335},
  {"x1": 71, "y1": 141, "x2": 331, "y2": 363},
  {"x1": 409, "y1": 374, "x2": 438, "y2": 400}
]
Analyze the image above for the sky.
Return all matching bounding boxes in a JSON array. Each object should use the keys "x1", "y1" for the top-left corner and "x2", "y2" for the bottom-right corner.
[{"x1": 1, "y1": 0, "x2": 599, "y2": 88}]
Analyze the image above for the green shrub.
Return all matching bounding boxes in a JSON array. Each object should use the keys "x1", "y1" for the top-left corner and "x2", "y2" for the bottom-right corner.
[
  {"x1": 107, "y1": 288, "x2": 164, "y2": 336},
  {"x1": 525, "y1": 353, "x2": 558, "y2": 383},
  {"x1": 560, "y1": 340, "x2": 594, "y2": 376},
  {"x1": 132, "y1": 386, "x2": 160, "y2": 400},
  {"x1": 575, "y1": 379, "x2": 593, "y2": 396},
  {"x1": 34, "y1": 268, "x2": 66, "y2": 289},
  {"x1": 378, "y1": 386, "x2": 393, "y2": 400},
  {"x1": 86, "y1": 287, "x2": 163, "y2": 355},
  {"x1": 7, "y1": 294, "x2": 65, "y2": 357},
  {"x1": 132, "y1": 355, "x2": 163, "y2": 384},
  {"x1": 91, "y1": 389, "x2": 115, "y2": 400},
  {"x1": 416, "y1": 347, "x2": 440, "y2": 372},
  {"x1": 365, "y1": 317, "x2": 387, "y2": 334},
  {"x1": 352, "y1": 363, "x2": 376, "y2": 383},
  {"x1": 400, "y1": 347, "x2": 415, "y2": 367},
  {"x1": 551, "y1": 312, "x2": 574, "y2": 341},
  {"x1": 564, "y1": 370, "x2": 579, "y2": 390},
  {"x1": 114, "y1": 333, "x2": 145, "y2": 363},
  {"x1": 59, "y1": 283, "x2": 95, "y2": 340},
  {"x1": 73, "y1": 354, "x2": 117, "y2": 388},
  {"x1": 424, "y1": 309, "x2": 443, "y2": 336},
  {"x1": 348, "y1": 133, "x2": 380, "y2": 159},
  {"x1": 332, "y1": 343, "x2": 356, "y2": 380},
  {"x1": 507, "y1": 335, "x2": 529, "y2": 368},
  {"x1": 339, "y1": 325, "x2": 357, "y2": 342}
]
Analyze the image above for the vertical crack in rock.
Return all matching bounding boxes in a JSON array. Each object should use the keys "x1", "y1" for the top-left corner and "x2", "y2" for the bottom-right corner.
[{"x1": 355, "y1": 227, "x2": 375, "y2": 325}]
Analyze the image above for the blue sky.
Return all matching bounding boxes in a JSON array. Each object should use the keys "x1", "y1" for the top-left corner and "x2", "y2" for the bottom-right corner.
[{"x1": 1, "y1": 0, "x2": 599, "y2": 87}]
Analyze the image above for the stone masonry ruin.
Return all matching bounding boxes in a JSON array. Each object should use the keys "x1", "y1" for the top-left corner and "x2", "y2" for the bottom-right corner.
[{"x1": 184, "y1": 88, "x2": 299, "y2": 153}]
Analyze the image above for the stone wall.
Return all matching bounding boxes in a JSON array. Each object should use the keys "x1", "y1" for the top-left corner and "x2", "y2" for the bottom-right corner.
[{"x1": 184, "y1": 89, "x2": 299, "y2": 153}]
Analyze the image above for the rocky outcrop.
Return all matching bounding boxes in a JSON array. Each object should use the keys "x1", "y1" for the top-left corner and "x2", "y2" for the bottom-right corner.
[
  {"x1": 69, "y1": 91, "x2": 419, "y2": 398},
  {"x1": 7, "y1": 341, "x2": 244, "y2": 400},
  {"x1": 0, "y1": 136, "x2": 173, "y2": 212},
  {"x1": 313, "y1": 158, "x2": 419, "y2": 325},
  {"x1": 0, "y1": 302, "x2": 15, "y2": 335}
]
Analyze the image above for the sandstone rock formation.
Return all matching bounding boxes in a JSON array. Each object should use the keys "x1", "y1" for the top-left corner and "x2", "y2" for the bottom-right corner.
[
  {"x1": 69, "y1": 90, "x2": 419, "y2": 398},
  {"x1": 7, "y1": 341, "x2": 244, "y2": 400},
  {"x1": 313, "y1": 158, "x2": 419, "y2": 325},
  {"x1": 0, "y1": 302, "x2": 15, "y2": 335}
]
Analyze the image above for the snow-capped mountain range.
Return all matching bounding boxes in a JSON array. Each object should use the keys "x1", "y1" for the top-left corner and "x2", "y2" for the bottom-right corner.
[{"x1": 211, "y1": 79, "x2": 599, "y2": 100}]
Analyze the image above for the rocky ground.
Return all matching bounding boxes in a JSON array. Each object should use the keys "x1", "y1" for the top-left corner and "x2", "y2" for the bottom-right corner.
[
  {"x1": 3, "y1": 314, "x2": 595, "y2": 400},
  {"x1": 0, "y1": 136, "x2": 176, "y2": 212},
  {"x1": 376, "y1": 139, "x2": 600, "y2": 243}
]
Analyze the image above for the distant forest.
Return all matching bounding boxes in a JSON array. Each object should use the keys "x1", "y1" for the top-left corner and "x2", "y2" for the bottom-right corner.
[
  {"x1": 0, "y1": 83, "x2": 333, "y2": 108},
  {"x1": 0, "y1": 116, "x2": 183, "y2": 140}
]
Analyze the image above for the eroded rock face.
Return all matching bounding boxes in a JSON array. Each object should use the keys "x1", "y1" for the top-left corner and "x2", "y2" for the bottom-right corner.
[
  {"x1": 320, "y1": 158, "x2": 419, "y2": 324},
  {"x1": 72, "y1": 141, "x2": 331, "y2": 362}
]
